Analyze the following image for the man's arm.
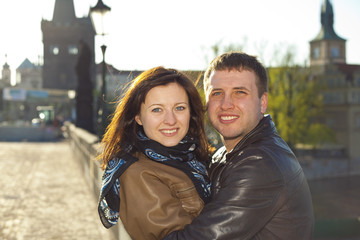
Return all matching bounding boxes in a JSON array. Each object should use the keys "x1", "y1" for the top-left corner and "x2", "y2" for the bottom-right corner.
[{"x1": 164, "y1": 155, "x2": 285, "y2": 240}]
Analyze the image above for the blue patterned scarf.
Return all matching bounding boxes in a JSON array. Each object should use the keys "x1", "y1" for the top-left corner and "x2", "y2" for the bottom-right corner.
[{"x1": 98, "y1": 131, "x2": 211, "y2": 228}]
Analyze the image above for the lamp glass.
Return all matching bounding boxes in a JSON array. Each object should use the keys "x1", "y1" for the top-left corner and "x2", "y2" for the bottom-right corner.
[{"x1": 90, "y1": 1, "x2": 111, "y2": 36}]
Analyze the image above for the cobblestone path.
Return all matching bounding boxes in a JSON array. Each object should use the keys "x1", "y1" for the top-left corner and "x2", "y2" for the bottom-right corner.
[{"x1": 0, "y1": 141, "x2": 114, "y2": 240}]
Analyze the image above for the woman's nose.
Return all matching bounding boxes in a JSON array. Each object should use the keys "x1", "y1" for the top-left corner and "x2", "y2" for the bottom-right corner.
[{"x1": 164, "y1": 110, "x2": 176, "y2": 125}]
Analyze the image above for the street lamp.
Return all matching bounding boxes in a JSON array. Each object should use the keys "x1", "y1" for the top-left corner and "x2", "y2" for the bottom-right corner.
[{"x1": 90, "y1": 0, "x2": 111, "y2": 138}]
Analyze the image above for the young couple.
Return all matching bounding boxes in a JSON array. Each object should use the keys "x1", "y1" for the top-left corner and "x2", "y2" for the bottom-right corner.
[{"x1": 97, "y1": 52, "x2": 315, "y2": 240}]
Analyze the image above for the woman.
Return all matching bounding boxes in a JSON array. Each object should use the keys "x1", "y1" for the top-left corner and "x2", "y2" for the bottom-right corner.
[{"x1": 97, "y1": 66, "x2": 211, "y2": 240}]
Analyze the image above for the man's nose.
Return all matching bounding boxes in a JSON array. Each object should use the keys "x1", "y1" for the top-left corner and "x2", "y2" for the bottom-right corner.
[{"x1": 220, "y1": 94, "x2": 234, "y2": 110}]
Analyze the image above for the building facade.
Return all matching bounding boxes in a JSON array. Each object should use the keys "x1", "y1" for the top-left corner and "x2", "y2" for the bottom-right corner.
[
  {"x1": 16, "y1": 58, "x2": 42, "y2": 89},
  {"x1": 41, "y1": 0, "x2": 95, "y2": 90},
  {"x1": 310, "y1": 0, "x2": 360, "y2": 161}
]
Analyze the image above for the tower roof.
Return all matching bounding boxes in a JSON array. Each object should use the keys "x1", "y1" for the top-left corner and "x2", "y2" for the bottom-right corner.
[
  {"x1": 52, "y1": 0, "x2": 76, "y2": 23},
  {"x1": 3, "y1": 62, "x2": 9, "y2": 69},
  {"x1": 312, "y1": 0, "x2": 345, "y2": 42},
  {"x1": 17, "y1": 58, "x2": 37, "y2": 70},
  {"x1": 3, "y1": 54, "x2": 9, "y2": 69}
]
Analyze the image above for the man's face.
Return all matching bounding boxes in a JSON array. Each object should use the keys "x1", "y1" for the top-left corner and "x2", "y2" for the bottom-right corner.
[{"x1": 206, "y1": 70, "x2": 267, "y2": 151}]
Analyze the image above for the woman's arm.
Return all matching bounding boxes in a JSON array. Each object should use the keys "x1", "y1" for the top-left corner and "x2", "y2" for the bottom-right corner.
[{"x1": 119, "y1": 162, "x2": 200, "y2": 240}]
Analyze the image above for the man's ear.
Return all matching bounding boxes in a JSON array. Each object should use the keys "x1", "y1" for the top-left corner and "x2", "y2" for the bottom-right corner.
[
  {"x1": 260, "y1": 92, "x2": 268, "y2": 114},
  {"x1": 135, "y1": 115, "x2": 143, "y2": 125}
]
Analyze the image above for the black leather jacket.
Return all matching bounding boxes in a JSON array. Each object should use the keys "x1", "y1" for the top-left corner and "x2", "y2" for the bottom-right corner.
[{"x1": 164, "y1": 115, "x2": 314, "y2": 239}]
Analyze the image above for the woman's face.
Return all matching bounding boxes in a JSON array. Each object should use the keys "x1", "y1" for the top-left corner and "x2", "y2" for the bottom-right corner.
[{"x1": 135, "y1": 82, "x2": 190, "y2": 147}]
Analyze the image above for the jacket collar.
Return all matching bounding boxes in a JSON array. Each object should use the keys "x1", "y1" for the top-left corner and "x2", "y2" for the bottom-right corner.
[
  {"x1": 226, "y1": 114, "x2": 276, "y2": 159},
  {"x1": 210, "y1": 115, "x2": 276, "y2": 168}
]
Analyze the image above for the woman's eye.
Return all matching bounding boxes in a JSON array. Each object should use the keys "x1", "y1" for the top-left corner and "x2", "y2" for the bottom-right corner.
[
  {"x1": 175, "y1": 106, "x2": 186, "y2": 111},
  {"x1": 151, "y1": 108, "x2": 162, "y2": 113}
]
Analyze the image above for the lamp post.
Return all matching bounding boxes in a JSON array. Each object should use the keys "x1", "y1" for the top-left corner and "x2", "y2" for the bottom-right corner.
[{"x1": 90, "y1": 0, "x2": 111, "y2": 138}]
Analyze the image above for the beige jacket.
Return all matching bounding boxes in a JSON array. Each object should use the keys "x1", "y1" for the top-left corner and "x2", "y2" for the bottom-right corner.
[{"x1": 119, "y1": 152, "x2": 204, "y2": 240}]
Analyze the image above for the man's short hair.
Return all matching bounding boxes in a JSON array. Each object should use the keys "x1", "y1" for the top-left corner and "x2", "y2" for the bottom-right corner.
[{"x1": 203, "y1": 51, "x2": 268, "y2": 98}]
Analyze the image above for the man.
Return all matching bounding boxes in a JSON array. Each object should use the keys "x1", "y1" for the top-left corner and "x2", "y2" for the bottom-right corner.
[{"x1": 164, "y1": 52, "x2": 314, "y2": 239}]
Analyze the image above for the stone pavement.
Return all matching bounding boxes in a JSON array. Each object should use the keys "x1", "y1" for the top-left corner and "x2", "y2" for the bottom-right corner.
[{"x1": 0, "y1": 141, "x2": 115, "y2": 240}]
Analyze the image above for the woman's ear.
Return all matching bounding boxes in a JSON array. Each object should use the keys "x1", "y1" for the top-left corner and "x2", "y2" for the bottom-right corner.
[{"x1": 135, "y1": 115, "x2": 143, "y2": 125}]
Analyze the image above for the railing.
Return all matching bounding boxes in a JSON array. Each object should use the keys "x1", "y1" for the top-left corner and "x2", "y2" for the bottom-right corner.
[{"x1": 64, "y1": 122, "x2": 130, "y2": 240}]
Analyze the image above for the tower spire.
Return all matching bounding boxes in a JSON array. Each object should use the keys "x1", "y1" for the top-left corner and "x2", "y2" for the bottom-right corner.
[
  {"x1": 52, "y1": 0, "x2": 76, "y2": 23},
  {"x1": 3, "y1": 54, "x2": 9, "y2": 69},
  {"x1": 313, "y1": 0, "x2": 345, "y2": 41},
  {"x1": 309, "y1": 0, "x2": 346, "y2": 65}
]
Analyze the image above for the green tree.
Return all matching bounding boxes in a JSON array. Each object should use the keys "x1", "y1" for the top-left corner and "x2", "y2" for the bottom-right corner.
[
  {"x1": 267, "y1": 50, "x2": 335, "y2": 148},
  {"x1": 203, "y1": 40, "x2": 246, "y2": 66}
]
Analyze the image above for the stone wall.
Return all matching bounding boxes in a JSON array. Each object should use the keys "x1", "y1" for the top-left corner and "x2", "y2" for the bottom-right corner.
[
  {"x1": 64, "y1": 122, "x2": 130, "y2": 240},
  {"x1": 0, "y1": 125, "x2": 61, "y2": 141},
  {"x1": 297, "y1": 149, "x2": 360, "y2": 180}
]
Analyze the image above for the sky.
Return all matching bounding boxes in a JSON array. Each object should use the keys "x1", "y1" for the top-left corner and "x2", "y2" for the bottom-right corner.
[{"x1": 1, "y1": 0, "x2": 360, "y2": 83}]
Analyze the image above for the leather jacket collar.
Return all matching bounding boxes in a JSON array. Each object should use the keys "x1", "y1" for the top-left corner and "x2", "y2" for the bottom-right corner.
[
  {"x1": 211, "y1": 115, "x2": 276, "y2": 168},
  {"x1": 228, "y1": 114, "x2": 276, "y2": 158}
]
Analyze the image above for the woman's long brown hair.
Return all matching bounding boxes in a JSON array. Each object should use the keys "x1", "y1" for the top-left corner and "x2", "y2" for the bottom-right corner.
[{"x1": 98, "y1": 66, "x2": 209, "y2": 169}]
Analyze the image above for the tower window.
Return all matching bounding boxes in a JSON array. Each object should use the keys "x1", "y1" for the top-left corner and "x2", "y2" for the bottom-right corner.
[
  {"x1": 68, "y1": 45, "x2": 78, "y2": 55},
  {"x1": 50, "y1": 45, "x2": 59, "y2": 55},
  {"x1": 313, "y1": 47, "x2": 320, "y2": 59},
  {"x1": 326, "y1": 117, "x2": 335, "y2": 128},
  {"x1": 331, "y1": 47, "x2": 339, "y2": 58}
]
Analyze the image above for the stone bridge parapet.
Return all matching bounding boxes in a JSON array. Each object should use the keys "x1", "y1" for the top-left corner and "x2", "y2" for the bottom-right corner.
[{"x1": 64, "y1": 122, "x2": 129, "y2": 240}]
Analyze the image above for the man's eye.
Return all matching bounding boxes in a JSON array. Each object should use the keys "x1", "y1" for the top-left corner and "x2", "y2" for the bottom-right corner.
[{"x1": 211, "y1": 91, "x2": 222, "y2": 96}]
